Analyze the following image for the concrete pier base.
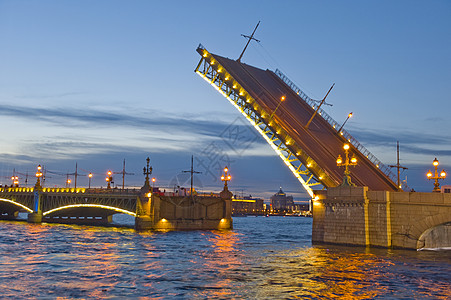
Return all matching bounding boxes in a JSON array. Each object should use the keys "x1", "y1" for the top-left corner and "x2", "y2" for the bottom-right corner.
[
  {"x1": 27, "y1": 212, "x2": 42, "y2": 223},
  {"x1": 312, "y1": 186, "x2": 451, "y2": 249},
  {"x1": 134, "y1": 186, "x2": 233, "y2": 231},
  {"x1": 135, "y1": 216, "x2": 153, "y2": 231}
]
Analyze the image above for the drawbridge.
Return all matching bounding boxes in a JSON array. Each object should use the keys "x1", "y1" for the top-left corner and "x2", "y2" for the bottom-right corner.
[{"x1": 194, "y1": 44, "x2": 401, "y2": 197}]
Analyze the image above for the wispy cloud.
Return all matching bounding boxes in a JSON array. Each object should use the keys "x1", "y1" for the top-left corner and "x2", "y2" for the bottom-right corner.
[
  {"x1": 17, "y1": 91, "x2": 87, "y2": 99},
  {"x1": 351, "y1": 127, "x2": 451, "y2": 154},
  {"x1": 0, "y1": 104, "x2": 241, "y2": 138}
]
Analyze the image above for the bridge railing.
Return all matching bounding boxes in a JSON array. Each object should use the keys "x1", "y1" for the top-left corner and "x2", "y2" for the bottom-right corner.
[{"x1": 275, "y1": 69, "x2": 406, "y2": 190}]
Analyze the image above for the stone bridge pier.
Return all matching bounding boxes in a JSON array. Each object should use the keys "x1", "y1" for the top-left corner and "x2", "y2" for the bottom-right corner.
[
  {"x1": 135, "y1": 183, "x2": 233, "y2": 231},
  {"x1": 0, "y1": 158, "x2": 233, "y2": 231},
  {"x1": 312, "y1": 186, "x2": 451, "y2": 250}
]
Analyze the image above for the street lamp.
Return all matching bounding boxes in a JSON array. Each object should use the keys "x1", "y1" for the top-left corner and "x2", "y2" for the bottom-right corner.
[
  {"x1": 11, "y1": 176, "x2": 19, "y2": 187},
  {"x1": 106, "y1": 170, "x2": 113, "y2": 189},
  {"x1": 336, "y1": 143, "x2": 357, "y2": 186},
  {"x1": 268, "y1": 96, "x2": 286, "y2": 121},
  {"x1": 221, "y1": 166, "x2": 232, "y2": 189},
  {"x1": 338, "y1": 112, "x2": 353, "y2": 133},
  {"x1": 152, "y1": 177, "x2": 156, "y2": 191},
  {"x1": 35, "y1": 165, "x2": 43, "y2": 187},
  {"x1": 88, "y1": 173, "x2": 93, "y2": 189},
  {"x1": 426, "y1": 158, "x2": 446, "y2": 192}
]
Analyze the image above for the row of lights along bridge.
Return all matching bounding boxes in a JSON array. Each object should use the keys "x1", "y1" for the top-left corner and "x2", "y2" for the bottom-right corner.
[
  {"x1": 6, "y1": 165, "x2": 156, "y2": 190},
  {"x1": 4, "y1": 157, "x2": 446, "y2": 192}
]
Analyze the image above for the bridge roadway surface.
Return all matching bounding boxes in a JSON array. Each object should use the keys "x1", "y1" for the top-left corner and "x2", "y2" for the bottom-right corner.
[{"x1": 209, "y1": 53, "x2": 398, "y2": 191}]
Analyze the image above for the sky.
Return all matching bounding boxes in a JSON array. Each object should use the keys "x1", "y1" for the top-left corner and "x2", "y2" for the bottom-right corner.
[{"x1": 0, "y1": 0, "x2": 450, "y2": 200}]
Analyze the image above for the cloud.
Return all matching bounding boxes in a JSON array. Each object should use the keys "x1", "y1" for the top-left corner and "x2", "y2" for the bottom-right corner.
[
  {"x1": 351, "y1": 126, "x2": 451, "y2": 154},
  {"x1": 0, "y1": 104, "x2": 247, "y2": 139},
  {"x1": 18, "y1": 91, "x2": 87, "y2": 99}
]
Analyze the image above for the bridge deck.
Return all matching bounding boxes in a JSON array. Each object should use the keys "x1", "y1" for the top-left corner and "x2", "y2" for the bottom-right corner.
[{"x1": 204, "y1": 51, "x2": 398, "y2": 191}]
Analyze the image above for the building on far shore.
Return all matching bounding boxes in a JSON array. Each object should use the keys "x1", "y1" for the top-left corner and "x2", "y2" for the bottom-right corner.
[
  {"x1": 270, "y1": 187, "x2": 309, "y2": 213},
  {"x1": 270, "y1": 187, "x2": 294, "y2": 210},
  {"x1": 232, "y1": 195, "x2": 264, "y2": 215}
]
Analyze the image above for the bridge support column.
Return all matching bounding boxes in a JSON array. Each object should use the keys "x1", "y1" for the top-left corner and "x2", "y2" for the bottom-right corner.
[
  {"x1": 27, "y1": 212, "x2": 42, "y2": 223},
  {"x1": 27, "y1": 185, "x2": 42, "y2": 223},
  {"x1": 219, "y1": 186, "x2": 233, "y2": 230},
  {"x1": 312, "y1": 186, "x2": 369, "y2": 246},
  {"x1": 135, "y1": 184, "x2": 154, "y2": 231}
]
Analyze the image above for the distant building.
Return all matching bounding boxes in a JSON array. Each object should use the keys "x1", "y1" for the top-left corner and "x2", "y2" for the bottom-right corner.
[
  {"x1": 270, "y1": 187, "x2": 294, "y2": 211},
  {"x1": 441, "y1": 185, "x2": 451, "y2": 193},
  {"x1": 232, "y1": 195, "x2": 264, "y2": 215}
]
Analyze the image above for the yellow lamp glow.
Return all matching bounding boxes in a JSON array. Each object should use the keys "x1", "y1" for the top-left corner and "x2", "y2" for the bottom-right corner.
[
  {"x1": 433, "y1": 158, "x2": 439, "y2": 166},
  {"x1": 343, "y1": 144, "x2": 350, "y2": 150}
]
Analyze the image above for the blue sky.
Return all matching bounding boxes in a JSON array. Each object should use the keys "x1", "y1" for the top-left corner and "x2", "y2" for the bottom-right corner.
[{"x1": 0, "y1": 0, "x2": 450, "y2": 200}]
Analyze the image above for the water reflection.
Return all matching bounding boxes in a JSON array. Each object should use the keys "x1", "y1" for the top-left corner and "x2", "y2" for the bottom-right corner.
[
  {"x1": 191, "y1": 231, "x2": 243, "y2": 298},
  {"x1": 0, "y1": 217, "x2": 450, "y2": 299},
  {"x1": 250, "y1": 245, "x2": 451, "y2": 299}
]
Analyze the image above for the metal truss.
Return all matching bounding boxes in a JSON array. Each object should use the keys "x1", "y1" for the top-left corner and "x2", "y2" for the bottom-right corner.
[
  {"x1": 0, "y1": 187, "x2": 138, "y2": 216},
  {"x1": 195, "y1": 45, "x2": 331, "y2": 197},
  {"x1": 41, "y1": 192, "x2": 138, "y2": 216},
  {"x1": 0, "y1": 188, "x2": 35, "y2": 212}
]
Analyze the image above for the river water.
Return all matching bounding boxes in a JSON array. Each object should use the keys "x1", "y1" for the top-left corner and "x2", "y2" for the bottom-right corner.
[{"x1": 0, "y1": 216, "x2": 450, "y2": 299}]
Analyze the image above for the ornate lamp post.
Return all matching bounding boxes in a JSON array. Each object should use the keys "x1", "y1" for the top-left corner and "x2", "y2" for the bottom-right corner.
[
  {"x1": 221, "y1": 166, "x2": 232, "y2": 189},
  {"x1": 336, "y1": 143, "x2": 357, "y2": 186},
  {"x1": 11, "y1": 176, "x2": 19, "y2": 187},
  {"x1": 35, "y1": 165, "x2": 43, "y2": 188},
  {"x1": 426, "y1": 158, "x2": 446, "y2": 192},
  {"x1": 143, "y1": 157, "x2": 152, "y2": 187},
  {"x1": 106, "y1": 170, "x2": 113, "y2": 189},
  {"x1": 66, "y1": 178, "x2": 71, "y2": 188}
]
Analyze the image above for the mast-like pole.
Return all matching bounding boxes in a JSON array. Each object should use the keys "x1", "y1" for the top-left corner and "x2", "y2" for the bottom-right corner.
[
  {"x1": 122, "y1": 159, "x2": 125, "y2": 190},
  {"x1": 389, "y1": 141, "x2": 408, "y2": 189},
  {"x1": 305, "y1": 84, "x2": 335, "y2": 130},
  {"x1": 74, "y1": 162, "x2": 78, "y2": 189},
  {"x1": 237, "y1": 21, "x2": 260, "y2": 63}
]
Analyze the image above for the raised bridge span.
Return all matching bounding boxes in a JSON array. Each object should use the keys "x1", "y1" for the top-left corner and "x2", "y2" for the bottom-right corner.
[{"x1": 195, "y1": 44, "x2": 401, "y2": 196}]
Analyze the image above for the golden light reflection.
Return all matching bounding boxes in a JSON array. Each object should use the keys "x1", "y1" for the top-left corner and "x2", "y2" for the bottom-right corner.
[
  {"x1": 250, "y1": 247, "x2": 391, "y2": 298},
  {"x1": 192, "y1": 231, "x2": 241, "y2": 298}
]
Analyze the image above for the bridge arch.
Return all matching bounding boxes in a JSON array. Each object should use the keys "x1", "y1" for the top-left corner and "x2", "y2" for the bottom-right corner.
[
  {"x1": 43, "y1": 204, "x2": 136, "y2": 217},
  {"x1": 0, "y1": 198, "x2": 33, "y2": 213},
  {"x1": 415, "y1": 212, "x2": 451, "y2": 249}
]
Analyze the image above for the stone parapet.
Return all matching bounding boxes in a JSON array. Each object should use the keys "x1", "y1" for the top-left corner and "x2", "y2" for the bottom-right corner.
[{"x1": 312, "y1": 186, "x2": 451, "y2": 249}]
